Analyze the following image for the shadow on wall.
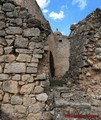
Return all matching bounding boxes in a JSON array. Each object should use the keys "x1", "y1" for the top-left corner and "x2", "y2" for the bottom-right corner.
[
  {"x1": 49, "y1": 51, "x2": 55, "y2": 78},
  {"x1": 0, "y1": 110, "x2": 12, "y2": 120}
]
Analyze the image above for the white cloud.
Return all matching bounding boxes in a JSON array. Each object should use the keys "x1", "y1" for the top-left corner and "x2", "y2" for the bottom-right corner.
[
  {"x1": 49, "y1": 11, "x2": 64, "y2": 20},
  {"x1": 36, "y1": 0, "x2": 50, "y2": 9},
  {"x1": 72, "y1": 0, "x2": 87, "y2": 10},
  {"x1": 42, "y1": 9, "x2": 49, "y2": 13}
]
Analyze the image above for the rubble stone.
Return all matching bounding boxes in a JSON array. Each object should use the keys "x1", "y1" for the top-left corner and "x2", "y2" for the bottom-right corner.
[
  {"x1": 11, "y1": 95, "x2": 22, "y2": 105},
  {"x1": 3, "y1": 81, "x2": 18, "y2": 93},
  {"x1": 23, "y1": 28, "x2": 40, "y2": 37},
  {"x1": 20, "y1": 84, "x2": 34, "y2": 94},
  {"x1": 36, "y1": 93, "x2": 48, "y2": 102},
  {"x1": 4, "y1": 63, "x2": 26, "y2": 73}
]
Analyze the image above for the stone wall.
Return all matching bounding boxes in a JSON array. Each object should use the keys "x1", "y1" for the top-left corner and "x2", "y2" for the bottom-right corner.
[
  {"x1": 65, "y1": 8, "x2": 101, "y2": 105},
  {"x1": 65, "y1": 8, "x2": 101, "y2": 81},
  {"x1": 15, "y1": 0, "x2": 47, "y2": 23},
  {"x1": 0, "y1": 0, "x2": 52, "y2": 119},
  {"x1": 0, "y1": 0, "x2": 101, "y2": 119},
  {"x1": 48, "y1": 29, "x2": 70, "y2": 78}
]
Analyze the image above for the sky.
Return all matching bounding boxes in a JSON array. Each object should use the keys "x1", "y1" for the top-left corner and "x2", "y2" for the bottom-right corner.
[{"x1": 36, "y1": 0, "x2": 101, "y2": 35}]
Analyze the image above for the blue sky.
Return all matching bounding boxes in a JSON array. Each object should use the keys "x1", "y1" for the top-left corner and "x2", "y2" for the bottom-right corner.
[{"x1": 36, "y1": 0, "x2": 101, "y2": 35}]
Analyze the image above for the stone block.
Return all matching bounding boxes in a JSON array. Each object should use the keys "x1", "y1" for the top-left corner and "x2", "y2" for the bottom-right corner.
[
  {"x1": 23, "y1": 95, "x2": 32, "y2": 107},
  {"x1": 95, "y1": 48, "x2": 101, "y2": 54},
  {"x1": 19, "y1": 9, "x2": 28, "y2": 19},
  {"x1": 1, "y1": 104, "x2": 14, "y2": 115},
  {"x1": 8, "y1": 18, "x2": 22, "y2": 26},
  {"x1": 34, "y1": 86, "x2": 44, "y2": 94},
  {"x1": 34, "y1": 49, "x2": 44, "y2": 54},
  {"x1": 27, "y1": 63, "x2": 38, "y2": 67},
  {"x1": 93, "y1": 63, "x2": 101, "y2": 70},
  {"x1": 33, "y1": 54, "x2": 42, "y2": 59},
  {"x1": 3, "y1": 81, "x2": 18, "y2": 93},
  {"x1": 0, "y1": 37, "x2": 7, "y2": 46},
  {"x1": 15, "y1": 105, "x2": 27, "y2": 114},
  {"x1": 36, "y1": 93, "x2": 48, "y2": 102},
  {"x1": 20, "y1": 84, "x2": 34, "y2": 94},
  {"x1": 0, "y1": 47, "x2": 3, "y2": 55},
  {"x1": 16, "y1": 49, "x2": 32, "y2": 54},
  {"x1": 96, "y1": 42, "x2": 101, "y2": 47},
  {"x1": 0, "y1": 21, "x2": 5, "y2": 29},
  {"x1": 0, "y1": 55, "x2": 15, "y2": 63},
  {"x1": 3, "y1": 93, "x2": 10, "y2": 103},
  {"x1": 16, "y1": 54, "x2": 31, "y2": 62},
  {"x1": 27, "y1": 67, "x2": 37, "y2": 73},
  {"x1": 29, "y1": 42, "x2": 35, "y2": 50},
  {"x1": 12, "y1": 74, "x2": 21, "y2": 81},
  {"x1": 0, "y1": 12, "x2": 5, "y2": 20},
  {"x1": 11, "y1": 95, "x2": 22, "y2": 105},
  {"x1": 6, "y1": 27, "x2": 22, "y2": 35},
  {"x1": 23, "y1": 28, "x2": 40, "y2": 37},
  {"x1": 31, "y1": 58, "x2": 39, "y2": 63},
  {"x1": 0, "y1": 74, "x2": 9, "y2": 81},
  {"x1": 6, "y1": 39, "x2": 14, "y2": 46},
  {"x1": 35, "y1": 43, "x2": 43, "y2": 48},
  {"x1": 2, "y1": 3, "x2": 15, "y2": 12},
  {"x1": 4, "y1": 46, "x2": 13, "y2": 54},
  {"x1": 28, "y1": 102, "x2": 45, "y2": 113},
  {"x1": 23, "y1": 95, "x2": 36, "y2": 107},
  {"x1": 36, "y1": 73, "x2": 46, "y2": 80},
  {"x1": 0, "y1": 30, "x2": 5, "y2": 36},
  {"x1": 15, "y1": 18, "x2": 23, "y2": 26},
  {"x1": 15, "y1": 36, "x2": 28, "y2": 48},
  {"x1": 96, "y1": 55, "x2": 101, "y2": 61},
  {"x1": 22, "y1": 74, "x2": 33, "y2": 82},
  {"x1": 4, "y1": 63, "x2": 26, "y2": 73}
]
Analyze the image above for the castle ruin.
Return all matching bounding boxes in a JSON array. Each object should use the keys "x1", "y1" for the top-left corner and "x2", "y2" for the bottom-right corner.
[{"x1": 0, "y1": 0, "x2": 101, "y2": 119}]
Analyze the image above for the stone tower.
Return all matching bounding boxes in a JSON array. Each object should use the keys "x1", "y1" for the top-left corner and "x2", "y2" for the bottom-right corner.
[{"x1": 48, "y1": 29, "x2": 70, "y2": 78}]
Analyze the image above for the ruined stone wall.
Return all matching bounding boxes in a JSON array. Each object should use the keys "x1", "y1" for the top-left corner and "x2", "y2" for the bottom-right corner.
[
  {"x1": 65, "y1": 8, "x2": 101, "y2": 98},
  {"x1": 0, "y1": 0, "x2": 52, "y2": 119},
  {"x1": 66, "y1": 8, "x2": 101, "y2": 80}
]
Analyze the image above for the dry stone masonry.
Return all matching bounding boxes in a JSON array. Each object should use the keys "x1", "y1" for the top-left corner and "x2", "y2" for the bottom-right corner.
[
  {"x1": 0, "y1": 0, "x2": 52, "y2": 119},
  {"x1": 0, "y1": 0, "x2": 101, "y2": 120}
]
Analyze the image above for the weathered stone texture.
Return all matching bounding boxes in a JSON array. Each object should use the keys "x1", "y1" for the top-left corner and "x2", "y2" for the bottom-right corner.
[
  {"x1": 11, "y1": 95, "x2": 22, "y2": 105},
  {"x1": 65, "y1": 8, "x2": 101, "y2": 82},
  {"x1": 0, "y1": 74, "x2": 9, "y2": 81},
  {"x1": 36, "y1": 93, "x2": 48, "y2": 102},
  {"x1": 20, "y1": 84, "x2": 34, "y2": 94},
  {"x1": 14, "y1": 36, "x2": 28, "y2": 48},
  {"x1": 6, "y1": 27, "x2": 22, "y2": 35},
  {"x1": 23, "y1": 28, "x2": 40, "y2": 37},
  {"x1": 16, "y1": 54, "x2": 31, "y2": 62},
  {"x1": 4, "y1": 63, "x2": 26, "y2": 73},
  {"x1": 3, "y1": 81, "x2": 18, "y2": 93},
  {"x1": 0, "y1": 0, "x2": 50, "y2": 119},
  {"x1": 2, "y1": 3, "x2": 15, "y2": 12},
  {"x1": 0, "y1": 55, "x2": 15, "y2": 62}
]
